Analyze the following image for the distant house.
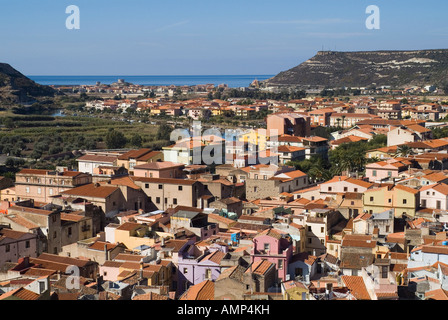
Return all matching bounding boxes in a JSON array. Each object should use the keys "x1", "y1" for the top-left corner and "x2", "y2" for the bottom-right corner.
[
  {"x1": 116, "y1": 148, "x2": 164, "y2": 173},
  {"x1": 319, "y1": 176, "x2": 373, "y2": 198},
  {"x1": 363, "y1": 184, "x2": 420, "y2": 218},
  {"x1": 365, "y1": 158, "x2": 415, "y2": 183},
  {"x1": 15, "y1": 169, "x2": 92, "y2": 203},
  {"x1": 0, "y1": 227, "x2": 38, "y2": 266},
  {"x1": 250, "y1": 228, "x2": 293, "y2": 283},
  {"x1": 281, "y1": 280, "x2": 310, "y2": 300},
  {"x1": 77, "y1": 154, "x2": 118, "y2": 175},
  {"x1": 133, "y1": 161, "x2": 185, "y2": 179},
  {"x1": 419, "y1": 183, "x2": 448, "y2": 210},
  {"x1": 287, "y1": 252, "x2": 318, "y2": 284}
]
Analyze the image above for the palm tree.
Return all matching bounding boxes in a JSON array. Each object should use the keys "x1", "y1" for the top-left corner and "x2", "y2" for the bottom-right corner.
[
  {"x1": 395, "y1": 145, "x2": 413, "y2": 158},
  {"x1": 336, "y1": 118, "x2": 341, "y2": 128}
]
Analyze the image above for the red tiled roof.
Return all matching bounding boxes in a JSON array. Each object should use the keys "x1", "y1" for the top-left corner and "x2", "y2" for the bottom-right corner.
[
  {"x1": 341, "y1": 276, "x2": 371, "y2": 300},
  {"x1": 180, "y1": 280, "x2": 214, "y2": 300},
  {"x1": 61, "y1": 183, "x2": 119, "y2": 198}
]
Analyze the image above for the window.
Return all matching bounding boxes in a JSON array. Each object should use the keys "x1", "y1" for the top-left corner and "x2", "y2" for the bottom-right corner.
[
  {"x1": 308, "y1": 226, "x2": 312, "y2": 232},
  {"x1": 39, "y1": 281, "x2": 45, "y2": 294},
  {"x1": 403, "y1": 199, "x2": 407, "y2": 205},
  {"x1": 354, "y1": 188, "x2": 358, "y2": 192},
  {"x1": 351, "y1": 201, "x2": 355, "y2": 205},
  {"x1": 52, "y1": 215, "x2": 57, "y2": 223},
  {"x1": 158, "y1": 184, "x2": 163, "y2": 189},
  {"x1": 278, "y1": 260, "x2": 283, "y2": 270},
  {"x1": 26, "y1": 241, "x2": 30, "y2": 248},
  {"x1": 388, "y1": 198, "x2": 392, "y2": 203},
  {"x1": 145, "y1": 184, "x2": 149, "y2": 189},
  {"x1": 25, "y1": 187, "x2": 30, "y2": 194},
  {"x1": 370, "y1": 197, "x2": 374, "y2": 202},
  {"x1": 53, "y1": 231, "x2": 57, "y2": 239},
  {"x1": 388, "y1": 171, "x2": 392, "y2": 177},
  {"x1": 173, "y1": 198, "x2": 177, "y2": 205},
  {"x1": 422, "y1": 199, "x2": 427, "y2": 207},
  {"x1": 5, "y1": 244, "x2": 10, "y2": 252},
  {"x1": 264, "y1": 243, "x2": 270, "y2": 251},
  {"x1": 178, "y1": 186, "x2": 183, "y2": 191},
  {"x1": 344, "y1": 187, "x2": 348, "y2": 192},
  {"x1": 308, "y1": 238, "x2": 312, "y2": 244},
  {"x1": 156, "y1": 197, "x2": 161, "y2": 204},
  {"x1": 37, "y1": 187, "x2": 42, "y2": 194},
  {"x1": 437, "y1": 201, "x2": 441, "y2": 210},
  {"x1": 68, "y1": 227, "x2": 72, "y2": 236},
  {"x1": 183, "y1": 268, "x2": 188, "y2": 274},
  {"x1": 328, "y1": 187, "x2": 332, "y2": 192},
  {"x1": 164, "y1": 198, "x2": 168, "y2": 204},
  {"x1": 205, "y1": 268, "x2": 212, "y2": 279},
  {"x1": 49, "y1": 188, "x2": 53, "y2": 195},
  {"x1": 373, "y1": 170, "x2": 377, "y2": 177},
  {"x1": 321, "y1": 239, "x2": 325, "y2": 245},
  {"x1": 321, "y1": 227, "x2": 324, "y2": 233}
]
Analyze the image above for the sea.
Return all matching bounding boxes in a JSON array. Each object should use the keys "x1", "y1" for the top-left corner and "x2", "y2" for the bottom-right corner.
[{"x1": 28, "y1": 75, "x2": 274, "y2": 88}]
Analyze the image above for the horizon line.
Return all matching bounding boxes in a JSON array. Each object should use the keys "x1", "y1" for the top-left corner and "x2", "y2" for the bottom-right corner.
[{"x1": 27, "y1": 74, "x2": 276, "y2": 77}]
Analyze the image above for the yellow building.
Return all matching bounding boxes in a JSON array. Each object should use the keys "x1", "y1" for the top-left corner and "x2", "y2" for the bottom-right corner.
[
  {"x1": 239, "y1": 129, "x2": 268, "y2": 151},
  {"x1": 281, "y1": 280, "x2": 310, "y2": 300},
  {"x1": 366, "y1": 146, "x2": 398, "y2": 160},
  {"x1": 114, "y1": 222, "x2": 156, "y2": 249},
  {"x1": 363, "y1": 184, "x2": 419, "y2": 218}
]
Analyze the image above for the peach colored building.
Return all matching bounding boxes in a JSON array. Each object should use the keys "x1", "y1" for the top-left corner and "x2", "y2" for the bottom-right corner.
[
  {"x1": 133, "y1": 161, "x2": 185, "y2": 179},
  {"x1": 15, "y1": 169, "x2": 92, "y2": 203},
  {"x1": 365, "y1": 159, "x2": 415, "y2": 182},
  {"x1": 266, "y1": 113, "x2": 311, "y2": 137}
]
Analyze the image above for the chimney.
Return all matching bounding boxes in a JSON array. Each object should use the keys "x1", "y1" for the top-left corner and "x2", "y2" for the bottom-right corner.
[
  {"x1": 104, "y1": 244, "x2": 109, "y2": 261},
  {"x1": 325, "y1": 283, "x2": 333, "y2": 300},
  {"x1": 139, "y1": 259, "x2": 144, "y2": 280}
]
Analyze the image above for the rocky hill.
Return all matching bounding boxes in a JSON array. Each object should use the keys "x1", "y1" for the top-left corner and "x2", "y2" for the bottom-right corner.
[
  {"x1": 0, "y1": 63, "x2": 56, "y2": 104},
  {"x1": 262, "y1": 49, "x2": 448, "y2": 89}
]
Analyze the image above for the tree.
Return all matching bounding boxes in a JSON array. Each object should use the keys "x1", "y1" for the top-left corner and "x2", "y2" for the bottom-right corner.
[
  {"x1": 395, "y1": 145, "x2": 413, "y2": 158},
  {"x1": 443, "y1": 83, "x2": 448, "y2": 95},
  {"x1": 156, "y1": 124, "x2": 173, "y2": 141},
  {"x1": 130, "y1": 133, "x2": 143, "y2": 148},
  {"x1": 105, "y1": 129, "x2": 127, "y2": 149}
]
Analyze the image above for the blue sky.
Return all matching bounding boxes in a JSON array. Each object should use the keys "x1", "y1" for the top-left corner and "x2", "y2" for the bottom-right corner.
[{"x1": 0, "y1": 0, "x2": 447, "y2": 75}]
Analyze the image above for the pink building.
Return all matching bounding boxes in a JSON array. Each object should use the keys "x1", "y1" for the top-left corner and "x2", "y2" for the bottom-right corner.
[
  {"x1": 15, "y1": 169, "x2": 92, "y2": 203},
  {"x1": 365, "y1": 159, "x2": 414, "y2": 182},
  {"x1": 266, "y1": 113, "x2": 311, "y2": 137},
  {"x1": 250, "y1": 228, "x2": 293, "y2": 283},
  {"x1": 132, "y1": 161, "x2": 185, "y2": 178},
  {"x1": 0, "y1": 228, "x2": 39, "y2": 265},
  {"x1": 319, "y1": 176, "x2": 373, "y2": 197}
]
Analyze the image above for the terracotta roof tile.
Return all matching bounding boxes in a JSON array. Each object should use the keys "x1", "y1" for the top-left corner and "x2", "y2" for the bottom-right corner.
[
  {"x1": 341, "y1": 276, "x2": 371, "y2": 300},
  {"x1": 180, "y1": 280, "x2": 214, "y2": 300},
  {"x1": 61, "y1": 183, "x2": 119, "y2": 199}
]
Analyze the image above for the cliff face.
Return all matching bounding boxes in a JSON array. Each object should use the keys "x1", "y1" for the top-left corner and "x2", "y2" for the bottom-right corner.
[
  {"x1": 0, "y1": 63, "x2": 56, "y2": 104},
  {"x1": 263, "y1": 49, "x2": 448, "y2": 89}
]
